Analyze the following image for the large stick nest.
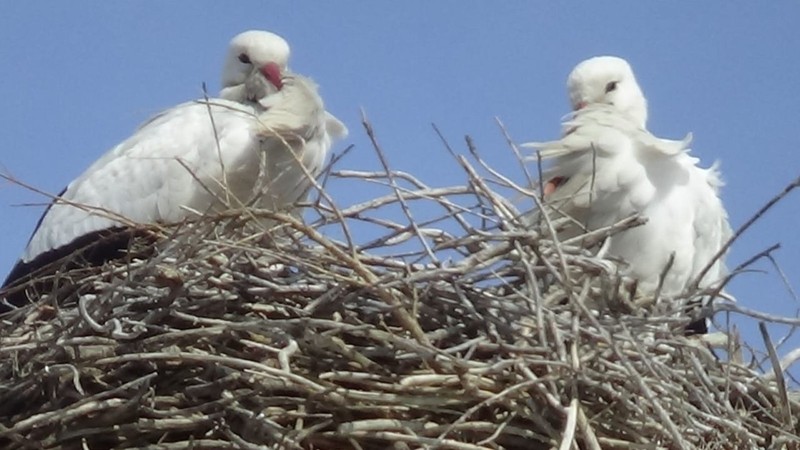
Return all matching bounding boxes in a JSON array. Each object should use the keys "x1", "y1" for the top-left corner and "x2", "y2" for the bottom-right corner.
[{"x1": 1, "y1": 123, "x2": 798, "y2": 449}]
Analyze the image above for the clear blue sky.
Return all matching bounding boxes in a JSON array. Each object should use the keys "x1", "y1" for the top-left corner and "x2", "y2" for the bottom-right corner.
[{"x1": 1, "y1": 3, "x2": 799, "y2": 375}]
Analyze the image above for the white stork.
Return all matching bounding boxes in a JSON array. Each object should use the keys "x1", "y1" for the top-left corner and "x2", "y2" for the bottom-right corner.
[
  {"x1": 220, "y1": 30, "x2": 348, "y2": 141},
  {"x1": 525, "y1": 56, "x2": 732, "y2": 333},
  {"x1": 1, "y1": 31, "x2": 347, "y2": 310}
]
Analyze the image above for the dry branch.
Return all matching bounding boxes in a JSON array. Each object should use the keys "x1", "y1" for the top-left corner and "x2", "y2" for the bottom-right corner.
[{"x1": 0, "y1": 121, "x2": 798, "y2": 450}]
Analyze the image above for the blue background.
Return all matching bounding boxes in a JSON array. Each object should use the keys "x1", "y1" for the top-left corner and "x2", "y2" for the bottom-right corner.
[{"x1": 1, "y1": 3, "x2": 798, "y2": 379}]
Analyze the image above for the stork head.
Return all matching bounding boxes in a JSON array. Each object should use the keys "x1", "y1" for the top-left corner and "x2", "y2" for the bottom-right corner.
[
  {"x1": 567, "y1": 56, "x2": 648, "y2": 127},
  {"x1": 220, "y1": 30, "x2": 290, "y2": 101}
]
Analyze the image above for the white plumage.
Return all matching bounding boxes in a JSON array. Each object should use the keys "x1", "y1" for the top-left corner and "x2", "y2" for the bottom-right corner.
[
  {"x1": 2, "y1": 31, "x2": 346, "y2": 304},
  {"x1": 219, "y1": 30, "x2": 348, "y2": 150},
  {"x1": 525, "y1": 56, "x2": 732, "y2": 304},
  {"x1": 218, "y1": 30, "x2": 291, "y2": 103},
  {"x1": 21, "y1": 74, "x2": 334, "y2": 263}
]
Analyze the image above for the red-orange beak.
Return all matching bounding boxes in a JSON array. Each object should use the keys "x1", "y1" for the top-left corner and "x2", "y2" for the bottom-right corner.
[
  {"x1": 260, "y1": 62, "x2": 283, "y2": 90},
  {"x1": 544, "y1": 176, "x2": 567, "y2": 196}
]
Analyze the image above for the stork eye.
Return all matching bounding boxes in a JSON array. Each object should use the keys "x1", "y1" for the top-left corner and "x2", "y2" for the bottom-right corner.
[
  {"x1": 238, "y1": 53, "x2": 251, "y2": 64},
  {"x1": 605, "y1": 81, "x2": 618, "y2": 93}
]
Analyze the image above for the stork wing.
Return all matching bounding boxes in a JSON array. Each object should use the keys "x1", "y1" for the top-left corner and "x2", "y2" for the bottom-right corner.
[{"x1": 20, "y1": 99, "x2": 260, "y2": 263}]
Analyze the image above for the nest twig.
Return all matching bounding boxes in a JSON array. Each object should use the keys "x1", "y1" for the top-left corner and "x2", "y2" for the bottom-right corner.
[{"x1": 0, "y1": 120, "x2": 798, "y2": 450}]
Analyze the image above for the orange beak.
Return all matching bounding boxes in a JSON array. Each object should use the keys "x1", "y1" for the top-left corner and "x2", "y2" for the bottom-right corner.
[
  {"x1": 259, "y1": 62, "x2": 283, "y2": 90},
  {"x1": 544, "y1": 176, "x2": 567, "y2": 196}
]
